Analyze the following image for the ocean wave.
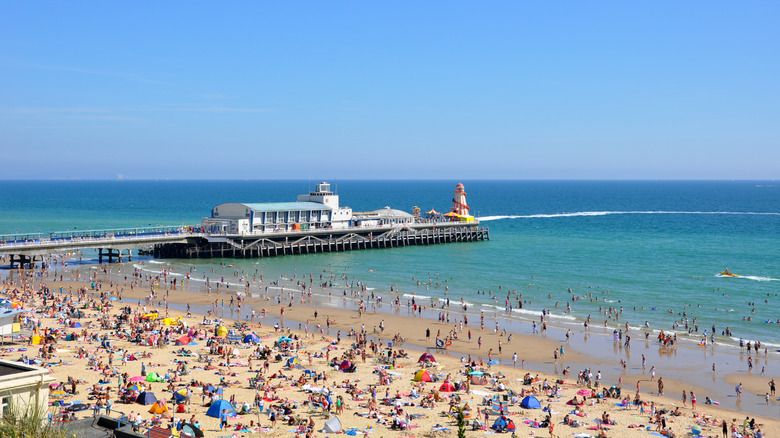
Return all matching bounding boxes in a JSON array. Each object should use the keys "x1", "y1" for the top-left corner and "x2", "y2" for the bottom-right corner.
[
  {"x1": 478, "y1": 210, "x2": 780, "y2": 221},
  {"x1": 147, "y1": 260, "x2": 167, "y2": 264},
  {"x1": 403, "y1": 293, "x2": 431, "y2": 299}
]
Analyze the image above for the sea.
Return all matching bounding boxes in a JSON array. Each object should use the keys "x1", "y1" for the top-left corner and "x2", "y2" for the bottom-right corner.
[{"x1": 1, "y1": 179, "x2": 779, "y2": 348}]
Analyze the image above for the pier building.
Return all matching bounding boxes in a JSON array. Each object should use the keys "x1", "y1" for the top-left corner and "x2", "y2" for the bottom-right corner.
[{"x1": 202, "y1": 182, "x2": 352, "y2": 234}]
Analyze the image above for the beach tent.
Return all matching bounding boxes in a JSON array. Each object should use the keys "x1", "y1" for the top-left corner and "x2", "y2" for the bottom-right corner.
[
  {"x1": 206, "y1": 399, "x2": 236, "y2": 418},
  {"x1": 287, "y1": 357, "x2": 302, "y2": 368},
  {"x1": 181, "y1": 423, "x2": 204, "y2": 437},
  {"x1": 162, "y1": 317, "x2": 181, "y2": 326},
  {"x1": 243, "y1": 333, "x2": 260, "y2": 344},
  {"x1": 418, "y1": 352, "x2": 436, "y2": 363},
  {"x1": 322, "y1": 416, "x2": 342, "y2": 433},
  {"x1": 175, "y1": 335, "x2": 191, "y2": 345},
  {"x1": 413, "y1": 369, "x2": 433, "y2": 382},
  {"x1": 136, "y1": 391, "x2": 157, "y2": 405},
  {"x1": 471, "y1": 375, "x2": 487, "y2": 385},
  {"x1": 173, "y1": 387, "x2": 190, "y2": 404},
  {"x1": 145, "y1": 372, "x2": 164, "y2": 382},
  {"x1": 439, "y1": 381, "x2": 456, "y2": 392},
  {"x1": 338, "y1": 360, "x2": 352, "y2": 371},
  {"x1": 149, "y1": 400, "x2": 170, "y2": 415},
  {"x1": 520, "y1": 396, "x2": 541, "y2": 409},
  {"x1": 491, "y1": 415, "x2": 515, "y2": 432},
  {"x1": 216, "y1": 326, "x2": 228, "y2": 337},
  {"x1": 70, "y1": 322, "x2": 82, "y2": 328},
  {"x1": 226, "y1": 333, "x2": 242, "y2": 344}
]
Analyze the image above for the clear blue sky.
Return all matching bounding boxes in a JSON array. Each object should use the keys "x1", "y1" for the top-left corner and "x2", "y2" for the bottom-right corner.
[{"x1": 1, "y1": 2, "x2": 778, "y2": 179}]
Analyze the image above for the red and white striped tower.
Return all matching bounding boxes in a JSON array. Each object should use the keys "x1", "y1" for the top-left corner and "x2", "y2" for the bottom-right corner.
[{"x1": 451, "y1": 183, "x2": 470, "y2": 216}]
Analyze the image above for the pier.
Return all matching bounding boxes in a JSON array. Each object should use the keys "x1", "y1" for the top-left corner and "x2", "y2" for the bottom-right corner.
[
  {"x1": 155, "y1": 222, "x2": 488, "y2": 259},
  {"x1": 0, "y1": 222, "x2": 488, "y2": 267}
]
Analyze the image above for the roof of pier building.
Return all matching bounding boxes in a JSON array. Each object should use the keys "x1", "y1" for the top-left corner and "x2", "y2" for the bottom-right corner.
[
  {"x1": 212, "y1": 202, "x2": 332, "y2": 219},
  {"x1": 369, "y1": 207, "x2": 414, "y2": 219}
]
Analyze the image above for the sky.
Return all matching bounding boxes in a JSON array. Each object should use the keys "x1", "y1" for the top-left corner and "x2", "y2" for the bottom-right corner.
[{"x1": 1, "y1": 2, "x2": 778, "y2": 180}]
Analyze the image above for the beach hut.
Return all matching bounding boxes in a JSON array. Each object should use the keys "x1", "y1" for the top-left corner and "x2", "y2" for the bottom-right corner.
[
  {"x1": 439, "y1": 381, "x2": 456, "y2": 392},
  {"x1": 136, "y1": 391, "x2": 157, "y2": 405},
  {"x1": 413, "y1": 369, "x2": 433, "y2": 382},
  {"x1": 520, "y1": 396, "x2": 541, "y2": 409},
  {"x1": 206, "y1": 399, "x2": 236, "y2": 418},
  {"x1": 417, "y1": 352, "x2": 436, "y2": 363},
  {"x1": 243, "y1": 333, "x2": 260, "y2": 344},
  {"x1": 322, "y1": 416, "x2": 342, "y2": 433}
]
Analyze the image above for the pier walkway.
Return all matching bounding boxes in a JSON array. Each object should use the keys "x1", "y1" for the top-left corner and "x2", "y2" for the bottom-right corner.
[{"x1": 1, "y1": 222, "x2": 489, "y2": 267}]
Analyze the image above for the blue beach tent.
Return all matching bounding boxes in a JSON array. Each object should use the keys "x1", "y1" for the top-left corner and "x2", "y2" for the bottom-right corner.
[
  {"x1": 206, "y1": 399, "x2": 236, "y2": 418},
  {"x1": 520, "y1": 395, "x2": 541, "y2": 409},
  {"x1": 136, "y1": 391, "x2": 157, "y2": 405},
  {"x1": 243, "y1": 333, "x2": 260, "y2": 344}
]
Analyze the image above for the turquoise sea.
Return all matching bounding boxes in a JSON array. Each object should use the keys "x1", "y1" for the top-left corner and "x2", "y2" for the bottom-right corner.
[{"x1": 1, "y1": 180, "x2": 779, "y2": 347}]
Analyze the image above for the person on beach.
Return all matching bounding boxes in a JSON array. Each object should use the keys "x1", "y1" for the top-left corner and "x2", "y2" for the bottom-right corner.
[
  {"x1": 770, "y1": 378, "x2": 776, "y2": 396},
  {"x1": 657, "y1": 377, "x2": 664, "y2": 396}
]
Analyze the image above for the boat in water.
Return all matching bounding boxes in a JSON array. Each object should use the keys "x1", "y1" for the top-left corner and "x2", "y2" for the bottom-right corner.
[{"x1": 720, "y1": 269, "x2": 741, "y2": 277}]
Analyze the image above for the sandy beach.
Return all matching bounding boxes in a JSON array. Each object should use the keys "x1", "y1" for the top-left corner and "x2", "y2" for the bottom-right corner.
[{"x1": 0, "y1": 260, "x2": 778, "y2": 438}]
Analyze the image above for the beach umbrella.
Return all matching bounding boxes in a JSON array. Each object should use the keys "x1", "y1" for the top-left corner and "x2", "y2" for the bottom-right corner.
[
  {"x1": 128, "y1": 385, "x2": 140, "y2": 391},
  {"x1": 468, "y1": 370, "x2": 483, "y2": 375},
  {"x1": 418, "y1": 352, "x2": 436, "y2": 363},
  {"x1": 129, "y1": 376, "x2": 145, "y2": 382},
  {"x1": 136, "y1": 391, "x2": 157, "y2": 405},
  {"x1": 287, "y1": 357, "x2": 302, "y2": 368},
  {"x1": 173, "y1": 387, "x2": 190, "y2": 404},
  {"x1": 278, "y1": 336, "x2": 293, "y2": 343},
  {"x1": 181, "y1": 423, "x2": 204, "y2": 437}
]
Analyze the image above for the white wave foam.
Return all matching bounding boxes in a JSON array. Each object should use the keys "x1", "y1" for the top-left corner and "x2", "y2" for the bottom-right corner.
[
  {"x1": 403, "y1": 294, "x2": 430, "y2": 299},
  {"x1": 716, "y1": 274, "x2": 779, "y2": 282},
  {"x1": 147, "y1": 260, "x2": 166, "y2": 264},
  {"x1": 478, "y1": 210, "x2": 780, "y2": 221}
]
